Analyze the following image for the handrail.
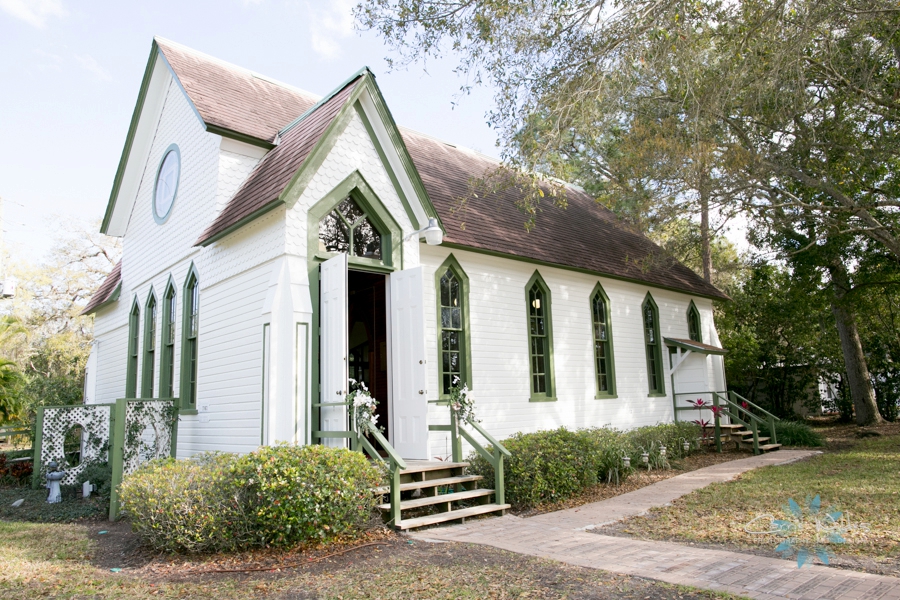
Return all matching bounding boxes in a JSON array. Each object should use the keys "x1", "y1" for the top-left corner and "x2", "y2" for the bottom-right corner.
[
  {"x1": 358, "y1": 420, "x2": 407, "y2": 470},
  {"x1": 712, "y1": 391, "x2": 777, "y2": 454},
  {"x1": 728, "y1": 391, "x2": 781, "y2": 422},
  {"x1": 428, "y1": 406, "x2": 508, "y2": 505}
]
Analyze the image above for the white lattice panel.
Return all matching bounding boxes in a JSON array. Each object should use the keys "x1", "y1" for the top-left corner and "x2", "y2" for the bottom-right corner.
[
  {"x1": 123, "y1": 400, "x2": 175, "y2": 475},
  {"x1": 39, "y1": 405, "x2": 112, "y2": 485}
]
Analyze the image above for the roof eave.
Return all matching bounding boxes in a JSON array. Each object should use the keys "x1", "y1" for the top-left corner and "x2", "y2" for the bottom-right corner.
[
  {"x1": 81, "y1": 281, "x2": 122, "y2": 316},
  {"x1": 101, "y1": 40, "x2": 161, "y2": 234}
]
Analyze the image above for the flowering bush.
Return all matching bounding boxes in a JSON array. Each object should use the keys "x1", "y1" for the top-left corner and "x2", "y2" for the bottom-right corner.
[
  {"x1": 347, "y1": 379, "x2": 380, "y2": 432},
  {"x1": 448, "y1": 376, "x2": 477, "y2": 423}
]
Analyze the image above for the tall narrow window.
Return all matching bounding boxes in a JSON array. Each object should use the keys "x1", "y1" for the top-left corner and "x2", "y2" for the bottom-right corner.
[
  {"x1": 435, "y1": 256, "x2": 471, "y2": 396},
  {"x1": 687, "y1": 301, "x2": 702, "y2": 343},
  {"x1": 126, "y1": 301, "x2": 140, "y2": 398},
  {"x1": 526, "y1": 272, "x2": 555, "y2": 401},
  {"x1": 141, "y1": 292, "x2": 157, "y2": 398},
  {"x1": 590, "y1": 284, "x2": 616, "y2": 397},
  {"x1": 160, "y1": 283, "x2": 176, "y2": 398},
  {"x1": 180, "y1": 268, "x2": 200, "y2": 410},
  {"x1": 643, "y1": 294, "x2": 665, "y2": 395}
]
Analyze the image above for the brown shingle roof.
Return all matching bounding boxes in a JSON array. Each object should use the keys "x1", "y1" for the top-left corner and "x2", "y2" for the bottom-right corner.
[
  {"x1": 152, "y1": 40, "x2": 727, "y2": 300},
  {"x1": 82, "y1": 260, "x2": 122, "y2": 315},
  {"x1": 156, "y1": 38, "x2": 318, "y2": 144},
  {"x1": 195, "y1": 77, "x2": 362, "y2": 245},
  {"x1": 402, "y1": 130, "x2": 728, "y2": 300}
]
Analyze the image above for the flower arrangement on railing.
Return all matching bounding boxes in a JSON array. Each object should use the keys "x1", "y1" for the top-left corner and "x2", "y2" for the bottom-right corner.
[
  {"x1": 448, "y1": 376, "x2": 478, "y2": 424},
  {"x1": 347, "y1": 379, "x2": 381, "y2": 432}
]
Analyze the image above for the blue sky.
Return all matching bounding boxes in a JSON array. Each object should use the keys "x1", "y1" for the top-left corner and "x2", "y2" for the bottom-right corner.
[{"x1": 0, "y1": 0, "x2": 498, "y2": 261}]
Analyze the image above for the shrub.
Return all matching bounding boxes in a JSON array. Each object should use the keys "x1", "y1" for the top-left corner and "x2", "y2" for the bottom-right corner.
[
  {"x1": 468, "y1": 428, "x2": 600, "y2": 510},
  {"x1": 762, "y1": 420, "x2": 825, "y2": 447},
  {"x1": 118, "y1": 452, "x2": 256, "y2": 553},
  {"x1": 468, "y1": 422, "x2": 703, "y2": 510},
  {"x1": 119, "y1": 445, "x2": 383, "y2": 553},
  {"x1": 234, "y1": 444, "x2": 383, "y2": 547},
  {"x1": 75, "y1": 460, "x2": 112, "y2": 500}
]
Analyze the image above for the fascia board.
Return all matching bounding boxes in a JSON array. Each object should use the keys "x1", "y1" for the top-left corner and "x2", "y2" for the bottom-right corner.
[
  {"x1": 356, "y1": 79, "x2": 442, "y2": 231},
  {"x1": 102, "y1": 45, "x2": 172, "y2": 235}
]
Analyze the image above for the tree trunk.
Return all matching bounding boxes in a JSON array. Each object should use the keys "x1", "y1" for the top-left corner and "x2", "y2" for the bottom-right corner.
[
  {"x1": 828, "y1": 260, "x2": 883, "y2": 426},
  {"x1": 699, "y1": 170, "x2": 712, "y2": 284}
]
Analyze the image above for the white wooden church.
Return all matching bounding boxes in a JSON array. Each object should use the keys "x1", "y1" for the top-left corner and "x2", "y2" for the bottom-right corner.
[{"x1": 84, "y1": 38, "x2": 729, "y2": 463}]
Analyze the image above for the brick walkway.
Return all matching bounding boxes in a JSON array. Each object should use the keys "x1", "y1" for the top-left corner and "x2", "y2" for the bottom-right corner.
[{"x1": 410, "y1": 450, "x2": 900, "y2": 599}]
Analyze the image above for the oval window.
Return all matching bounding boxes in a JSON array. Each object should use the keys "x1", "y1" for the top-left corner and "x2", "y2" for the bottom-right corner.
[{"x1": 153, "y1": 145, "x2": 180, "y2": 223}]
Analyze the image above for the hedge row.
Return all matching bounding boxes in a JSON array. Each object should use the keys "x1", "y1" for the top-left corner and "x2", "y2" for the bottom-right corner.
[
  {"x1": 118, "y1": 445, "x2": 383, "y2": 553},
  {"x1": 468, "y1": 422, "x2": 702, "y2": 510}
]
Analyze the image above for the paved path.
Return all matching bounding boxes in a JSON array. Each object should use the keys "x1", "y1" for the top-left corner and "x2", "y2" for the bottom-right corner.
[{"x1": 410, "y1": 450, "x2": 900, "y2": 600}]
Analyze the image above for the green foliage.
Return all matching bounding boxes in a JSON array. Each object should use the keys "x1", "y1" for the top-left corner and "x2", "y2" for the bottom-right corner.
[
  {"x1": 236, "y1": 444, "x2": 383, "y2": 547},
  {"x1": 119, "y1": 446, "x2": 383, "y2": 553},
  {"x1": 761, "y1": 421, "x2": 825, "y2": 448},
  {"x1": 468, "y1": 423, "x2": 702, "y2": 510},
  {"x1": 74, "y1": 460, "x2": 112, "y2": 500},
  {"x1": 0, "y1": 453, "x2": 32, "y2": 486},
  {"x1": 118, "y1": 452, "x2": 256, "y2": 553}
]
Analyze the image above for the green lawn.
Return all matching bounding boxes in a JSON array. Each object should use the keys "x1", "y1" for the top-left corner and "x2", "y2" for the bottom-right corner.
[
  {"x1": 0, "y1": 519, "x2": 747, "y2": 599},
  {"x1": 615, "y1": 435, "x2": 900, "y2": 559}
]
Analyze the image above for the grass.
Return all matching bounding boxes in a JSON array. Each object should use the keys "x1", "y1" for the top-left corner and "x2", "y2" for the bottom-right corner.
[
  {"x1": 0, "y1": 519, "x2": 747, "y2": 599},
  {"x1": 614, "y1": 434, "x2": 900, "y2": 559}
]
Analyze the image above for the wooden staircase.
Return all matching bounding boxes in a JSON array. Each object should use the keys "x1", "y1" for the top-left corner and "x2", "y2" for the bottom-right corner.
[
  {"x1": 375, "y1": 460, "x2": 509, "y2": 530},
  {"x1": 718, "y1": 423, "x2": 782, "y2": 453}
]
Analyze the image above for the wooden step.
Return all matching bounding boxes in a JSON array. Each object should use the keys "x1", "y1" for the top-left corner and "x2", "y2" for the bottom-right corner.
[
  {"x1": 400, "y1": 461, "x2": 469, "y2": 475},
  {"x1": 739, "y1": 436, "x2": 770, "y2": 444},
  {"x1": 760, "y1": 443, "x2": 782, "y2": 452},
  {"x1": 718, "y1": 424, "x2": 744, "y2": 430},
  {"x1": 395, "y1": 503, "x2": 511, "y2": 530},
  {"x1": 373, "y1": 474, "x2": 483, "y2": 494},
  {"x1": 377, "y1": 488, "x2": 494, "y2": 511}
]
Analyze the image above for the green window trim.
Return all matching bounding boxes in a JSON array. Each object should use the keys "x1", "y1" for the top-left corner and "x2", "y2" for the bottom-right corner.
[
  {"x1": 590, "y1": 283, "x2": 617, "y2": 399},
  {"x1": 126, "y1": 298, "x2": 140, "y2": 398},
  {"x1": 435, "y1": 254, "x2": 473, "y2": 398},
  {"x1": 160, "y1": 278, "x2": 177, "y2": 399},
  {"x1": 307, "y1": 170, "x2": 403, "y2": 272},
  {"x1": 180, "y1": 264, "x2": 200, "y2": 412},
  {"x1": 687, "y1": 300, "x2": 703, "y2": 343},
  {"x1": 141, "y1": 289, "x2": 157, "y2": 398},
  {"x1": 525, "y1": 271, "x2": 556, "y2": 402},
  {"x1": 642, "y1": 293, "x2": 666, "y2": 396}
]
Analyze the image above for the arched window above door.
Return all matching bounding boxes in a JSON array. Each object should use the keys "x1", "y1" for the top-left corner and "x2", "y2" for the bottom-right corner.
[{"x1": 319, "y1": 196, "x2": 384, "y2": 260}]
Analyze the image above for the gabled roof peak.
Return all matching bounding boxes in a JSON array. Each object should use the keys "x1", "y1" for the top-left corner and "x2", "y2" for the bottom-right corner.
[{"x1": 154, "y1": 36, "x2": 319, "y2": 102}]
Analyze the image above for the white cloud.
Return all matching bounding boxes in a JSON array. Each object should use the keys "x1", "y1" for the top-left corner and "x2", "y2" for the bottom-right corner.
[
  {"x1": 75, "y1": 54, "x2": 111, "y2": 81},
  {"x1": 307, "y1": 0, "x2": 356, "y2": 60},
  {"x1": 241, "y1": 0, "x2": 264, "y2": 5},
  {"x1": 0, "y1": 0, "x2": 67, "y2": 28}
]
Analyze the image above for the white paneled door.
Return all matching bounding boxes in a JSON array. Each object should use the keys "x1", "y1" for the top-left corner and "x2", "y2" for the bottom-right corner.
[
  {"x1": 320, "y1": 254, "x2": 348, "y2": 448},
  {"x1": 389, "y1": 267, "x2": 429, "y2": 459}
]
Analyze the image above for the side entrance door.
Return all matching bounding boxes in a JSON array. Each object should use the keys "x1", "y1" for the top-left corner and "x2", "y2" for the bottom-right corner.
[
  {"x1": 389, "y1": 266, "x2": 429, "y2": 459},
  {"x1": 320, "y1": 253, "x2": 348, "y2": 447}
]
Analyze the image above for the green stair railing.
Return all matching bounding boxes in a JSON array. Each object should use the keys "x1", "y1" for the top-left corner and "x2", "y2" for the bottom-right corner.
[
  {"x1": 428, "y1": 401, "x2": 510, "y2": 505},
  {"x1": 312, "y1": 400, "x2": 407, "y2": 527},
  {"x1": 711, "y1": 391, "x2": 780, "y2": 454}
]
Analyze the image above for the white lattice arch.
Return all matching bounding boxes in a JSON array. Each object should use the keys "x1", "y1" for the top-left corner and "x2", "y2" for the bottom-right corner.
[
  {"x1": 123, "y1": 400, "x2": 174, "y2": 475},
  {"x1": 39, "y1": 405, "x2": 112, "y2": 485}
]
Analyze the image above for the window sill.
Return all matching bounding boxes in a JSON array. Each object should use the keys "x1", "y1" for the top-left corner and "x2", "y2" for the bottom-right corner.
[
  {"x1": 529, "y1": 396, "x2": 558, "y2": 403},
  {"x1": 179, "y1": 409, "x2": 199, "y2": 416},
  {"x1": 647, "y1": 393, "x2": 667, "y2": 398},
  {"x1": 595, "y1": 393, "x2": 618, "y2": 400}
]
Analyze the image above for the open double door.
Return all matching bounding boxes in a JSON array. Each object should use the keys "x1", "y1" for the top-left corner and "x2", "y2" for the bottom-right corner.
[{"x1": 319, "y1": 254, "x2": 430, "y2": 459}]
